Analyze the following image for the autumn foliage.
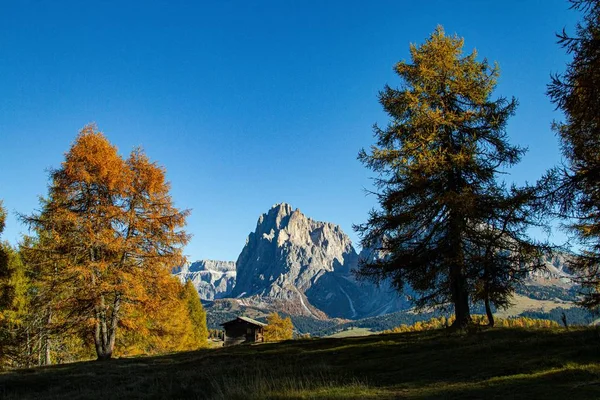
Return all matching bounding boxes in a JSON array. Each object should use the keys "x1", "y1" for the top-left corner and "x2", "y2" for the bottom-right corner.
[
  {"x1": 384, "y1": 315, "x2": 559, "y2": 334},
  {"x1": 0, "y1": 202, "x2": 30, "y2": 369},
  {"x1": 182, "y1": 280, "x2": 209, "y2": 347},
  {"x1": 263, "y1": 313, "x2": 294, "y2": 342},
  {"x1": 22, "y1": 125, "x2": 205, "y2": 360},
  {"x1": 356, "y1": 26, "x2": 546, "y2": 329}
]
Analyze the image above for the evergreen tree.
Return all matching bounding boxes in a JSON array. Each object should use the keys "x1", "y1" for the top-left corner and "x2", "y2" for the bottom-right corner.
[
  {"x1": 544, "y1": 0, "x2": 600, "y2": 310},
  {"x1": 0, "y1": 201, "x2": 4, "y2": 236},
  {"x1": 19, "y1": 233, "x2": 74, "y2": 367},
  {"x1": 0, "y1": 202, "x2": 8, "y2": 312},
  {"x1": 0, "y1": 202, "x2": 31, "y2": 369},
  {"x1": 182, "y1": 280, "x2": 208, "y2": 348},
  {"x1": 356, "y1": 27, "x2": 545, "y2": 328},
  {"x1": 117, "y1": 276, "x2": 199, "y2": 356},
  {"x1": 23, "y1": 125, "x2": 190, "y2": 360}
]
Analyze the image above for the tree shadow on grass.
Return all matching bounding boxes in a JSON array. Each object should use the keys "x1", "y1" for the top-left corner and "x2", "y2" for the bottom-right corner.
[{"x1": 1, "y1": 328, "x2": 599, "y2": 399}]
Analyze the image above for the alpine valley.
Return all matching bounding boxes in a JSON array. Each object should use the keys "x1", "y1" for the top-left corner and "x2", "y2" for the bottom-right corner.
[{"x1": 174, "y1": 203, "x2": 590, "y2": 335}]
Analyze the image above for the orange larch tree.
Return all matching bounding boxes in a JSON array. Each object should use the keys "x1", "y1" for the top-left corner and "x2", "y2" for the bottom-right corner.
[
  {"x1": 24, "y1": 125, "x2": 190, "y2": 360},
  {"x1": 263, "y1": 312, "x2": 293, "y2": 342}
]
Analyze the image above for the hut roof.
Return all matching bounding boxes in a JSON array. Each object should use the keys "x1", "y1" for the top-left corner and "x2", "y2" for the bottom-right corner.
[{"x1": 221, "y1": 316, "x2": 267, "y2": 327}]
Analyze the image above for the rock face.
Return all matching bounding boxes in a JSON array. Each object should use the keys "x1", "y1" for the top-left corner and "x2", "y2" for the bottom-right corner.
[
  {"x1": 174, "y1": 260, "x2": 236, "y2": 300},
  {"x1": 230, "y1": 203, "x2": 411, "y2": 319},
  {"x1": 179, "y1": 202, "x2": 575, "y2": 321},
  {"x1": 527, "y1": 254, "x2": 574, "y2": 288},
  {"x1": 232, "y1": 203, "x2": 355, "y2": 295}
]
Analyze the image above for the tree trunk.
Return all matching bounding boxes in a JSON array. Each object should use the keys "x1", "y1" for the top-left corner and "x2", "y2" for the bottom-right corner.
[
  {"x1": 44, "y1": 310, "x2": 52, "y2": 365},
  {"x1": 107, "y1": 294, "x2": 121, "y2": 356},
  {"x1": 94, "y1": 295, "x2": 112, "y2": 361},
  {"x1": 485, "y1": 295, "x2": 494, "y2": 327},
  {"x1": 446, "y1": 139, "x2": 471, "y2": 330},
  {"x1": 93, "y1": 293, "x2": 121, "y2": 361},
  {"x1": 44, "y1": 337, "x2": 51, "y2": 365},
  {"x1": 94, "y1": 320, "x2": 114, "y2": 361},
  {"x1": 448, "y1": 211, "x2": 471, "y2": 329},
  {"x1": 26, "y1": 327, "x2": 31, "y2": 368},
  {"x1": 37, "y1": 333, "x2": 42, "y2": 366},
  {"x1": 483, "y1": 263, "x2": 494, "y2": 327},
  {"x1": 450, "y1": 262, "x2": 471, "y2": 329}
]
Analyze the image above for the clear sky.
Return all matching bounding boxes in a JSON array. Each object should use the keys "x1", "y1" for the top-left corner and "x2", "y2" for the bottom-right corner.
[{"x1": 0, "y1": 0, "x2": 580, "y2": 262}]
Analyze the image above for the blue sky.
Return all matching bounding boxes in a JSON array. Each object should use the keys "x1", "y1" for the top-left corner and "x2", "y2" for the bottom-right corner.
[{"x1": 0, "y1": 1, "x2": 580, "y2": 262}]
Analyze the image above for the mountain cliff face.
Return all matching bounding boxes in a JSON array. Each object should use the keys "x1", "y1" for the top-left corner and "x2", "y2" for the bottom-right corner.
[
  {"x1": 174, "y1": 260, "x2": 236, "y2": 300},
  {"x1": 527, "y1": 254, "x2": 574, "y2": 287},
  {"x1": 230, "y1": 203, "x2": 411, "y2": 319},
  {"x1": 180, "y1": 203, "x2": 576, "y2": 321},
  {"x1": 232, "y1": 203, "x2": 355, "y2": 295}
]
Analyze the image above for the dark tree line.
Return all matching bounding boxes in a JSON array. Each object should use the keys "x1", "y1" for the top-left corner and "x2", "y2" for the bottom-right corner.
[{"x1": 543, "y1": 0, "x2": 600, "y2": 310}]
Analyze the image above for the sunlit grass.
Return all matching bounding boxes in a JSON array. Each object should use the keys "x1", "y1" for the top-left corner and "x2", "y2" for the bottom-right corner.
[{"x1": 1, "y1": 327, "x2": 600, "y2": 399}]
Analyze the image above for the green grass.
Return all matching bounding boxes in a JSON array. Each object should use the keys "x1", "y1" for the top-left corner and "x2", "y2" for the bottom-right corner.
[
  {"x1": 1, "y1": 327, "x2": 600, "y2": 399},
  {"x1": 326, "y1": 327, "x2": 376, "y2": 338}
]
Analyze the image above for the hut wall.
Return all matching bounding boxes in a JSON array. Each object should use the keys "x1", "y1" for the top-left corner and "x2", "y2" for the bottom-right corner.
[{"x1": 223, "y1": 320, "x2": 264, "y2": 346}]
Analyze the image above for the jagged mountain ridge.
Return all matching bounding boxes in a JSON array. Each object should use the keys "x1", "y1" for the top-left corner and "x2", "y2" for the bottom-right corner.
[
  {"x1": 230, "y1": 203, "x2": 413, "y2": 318},
  {"x1": 231, "y1": 203, "x2": 355, "y2": 296},
  {"x1": 527, "y1": 254, "x2": 574, "y2": 287},
  {"x1": 178, "y1": 203, "x2": 575, "y2": 321},
  {"x1": 178, "y1": 203, "x2": 411, "y2": 319},
  {"x1": 173, "y1": 260, "x2": 236, "y2": 300}
]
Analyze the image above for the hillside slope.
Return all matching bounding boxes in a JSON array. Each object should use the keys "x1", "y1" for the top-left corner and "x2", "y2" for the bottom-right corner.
[{"x1": 2, "y1": 328, "x2": 600, "y2": 399}]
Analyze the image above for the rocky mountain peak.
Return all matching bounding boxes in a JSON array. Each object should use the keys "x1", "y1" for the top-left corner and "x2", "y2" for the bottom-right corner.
[
  {"x1": 229, "y1": 202, "x2": 413, "y2": 319},
  {"x1": 255, "y1": 202, "x2": 298, "y2": 233},
  {"x1": 231, "y1": 203, "x2": 357, "y2": 304}
]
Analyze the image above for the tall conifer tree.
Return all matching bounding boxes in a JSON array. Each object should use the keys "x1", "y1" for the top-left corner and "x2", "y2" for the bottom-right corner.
[
  {"x1": 356, "y1": 27, "x2": 544, "y2": 328},
  {"x1": 182, "y1": 280, "x2": 208, "y2": 348},
  {"x1": 24, "y1": 126, "x2": 190, "y2": 360},
  {"x1": 545, "y1": 0, "x2": 600, "y2": 310},
  {"x1": 0, "y1": 201, "x2": 30, "y2": 368}
]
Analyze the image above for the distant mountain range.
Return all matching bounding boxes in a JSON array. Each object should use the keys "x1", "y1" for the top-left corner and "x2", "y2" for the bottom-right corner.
[
  {"x1": 175, "y1": 203, "x2": 412, "y2": 320},
  {"x1": 174, "y1": 203, "x2": 580, "y2": 331},
  {"x1": 172, "y1": 260, "x2": 236, "y2": 301}
]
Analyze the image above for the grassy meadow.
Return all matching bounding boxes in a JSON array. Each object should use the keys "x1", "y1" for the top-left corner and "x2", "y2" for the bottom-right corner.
[
  {"x1": 325, "y1": 327, "x2": 376, "y2": 338},
  {"x1": 1, "y1": 327, "x2": 600, "y2": 399}
]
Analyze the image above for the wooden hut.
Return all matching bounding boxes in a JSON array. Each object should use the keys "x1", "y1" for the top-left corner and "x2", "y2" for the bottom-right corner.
[{"x1": 221, "y1": 316, "x2": 266, "y2": 346}]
